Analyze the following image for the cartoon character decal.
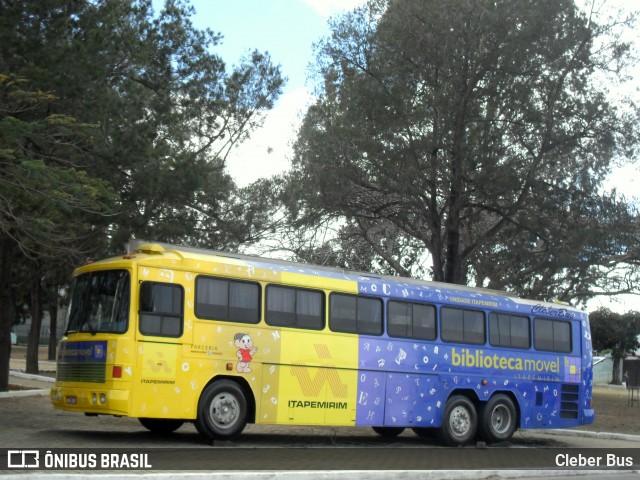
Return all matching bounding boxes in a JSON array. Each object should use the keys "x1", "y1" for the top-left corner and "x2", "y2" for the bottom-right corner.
[{"x1": 234, "y1": 333, "x2": 258, "y2": 373}]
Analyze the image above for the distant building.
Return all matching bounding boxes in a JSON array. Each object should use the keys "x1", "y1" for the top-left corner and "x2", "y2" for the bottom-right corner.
[
  {"x1": 593, "y1": 353, "x2": 640, "y2": 386},
  {"x1": 593, "y1": 356, "x2": 614, "y2": 384}
]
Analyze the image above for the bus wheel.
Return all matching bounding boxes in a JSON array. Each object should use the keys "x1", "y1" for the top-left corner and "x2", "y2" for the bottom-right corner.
[
  {"x1": 412, "y1": 427, "x2": 437, "y2": 438},
  {"x1": 479, "y1": 394, "x2": 517, "y2": 443},
  {"x1": 196, "y1": 380, "x2": 247, "y2": 440},
  {"x1": 138, "y1": 418, "x2": 184, "y2": 434},
  {"x1": 439, "y1": 395, "x2": 477, "y2": 446},
  {"x1": 372, "y1": 426, "x2": 405, "y2": 437}
]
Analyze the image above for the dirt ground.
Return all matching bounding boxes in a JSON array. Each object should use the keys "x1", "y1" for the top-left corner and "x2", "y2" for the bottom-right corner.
[{"x1": 577, "y1": 386, "x2": 640, "y2": 435}]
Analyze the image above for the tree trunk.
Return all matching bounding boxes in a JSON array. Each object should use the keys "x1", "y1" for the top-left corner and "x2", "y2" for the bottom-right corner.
[
  {"x1": 26, "y1": 270, "x2": 43, "y2": 374},
  {"x1": 612, "y1": 355, "x2": 623, "y2": 385},
  {"x1": 0, "y1": 237, "x2": 15, "y2": 391},
  {"x1": 48, "y1": 300, "x2": 58, "y2": 361}
]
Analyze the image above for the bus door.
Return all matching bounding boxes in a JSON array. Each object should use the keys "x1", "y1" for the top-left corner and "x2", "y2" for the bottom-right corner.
[{"x1": 130, "y1": 267, "x2": 192, "y2": 419}]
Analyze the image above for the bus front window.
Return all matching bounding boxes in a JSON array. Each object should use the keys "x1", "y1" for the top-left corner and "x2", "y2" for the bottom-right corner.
[{"x1": 65, "y1": 270, "x2": 130, "y2": 334}]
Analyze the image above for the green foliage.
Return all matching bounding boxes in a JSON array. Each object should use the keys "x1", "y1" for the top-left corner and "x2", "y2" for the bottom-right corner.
[
  {"x1": 286, "y1": 0, "x2": 639, "y2": 302},
  {"x1": 590, "y1": 308, "x2": 640, "y2": 384},
  {"x1": 0, "y1": 72, "x2": 120, "y2": 387},
  {"x1": 0, "y1": 0, "x2": 284, "y2": 254},
  {"x1": 0, "y1": 0, "x2": 284, "y2": 388},
  {"x1": 0, "y1": 74, "x2": 117, "y2": 255},
  {"x1": 591, "y1": 308, "x2": 640, "y2": 357}
]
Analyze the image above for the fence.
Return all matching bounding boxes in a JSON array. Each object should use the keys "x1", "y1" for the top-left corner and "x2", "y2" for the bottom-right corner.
[
  {"x1": 625, "y1": 358, "x2": 640, "y2": 406},
  {"x1": 12, "y1": 321, "x2": 67, "y2": 346}
]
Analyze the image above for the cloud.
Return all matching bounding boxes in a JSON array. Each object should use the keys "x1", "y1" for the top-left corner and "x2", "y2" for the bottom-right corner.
[
  {"x1": 301, "y1": 0, "x2": 367, "y2": 18},
  {"x1": 226, "y1": 87, "x2": 314, "y2": 187}
]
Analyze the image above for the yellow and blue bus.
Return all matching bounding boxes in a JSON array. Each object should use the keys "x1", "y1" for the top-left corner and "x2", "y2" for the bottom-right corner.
[{"x1": 51, "y1": 241, "x2": 594, "y2": 445}]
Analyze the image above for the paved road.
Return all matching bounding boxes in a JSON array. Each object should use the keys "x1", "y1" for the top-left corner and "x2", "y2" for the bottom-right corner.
[
  {"x1": 1, "y1": 394, "x2": 639, "y2": 472},
  {"x1": 0, "y1": 393, "x2": 638, "y2": 449}
]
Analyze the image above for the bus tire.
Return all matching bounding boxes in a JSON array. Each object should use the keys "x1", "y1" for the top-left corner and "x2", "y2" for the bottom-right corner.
[
  {"x1": 372, "y1": 426, "x2": 405, "y2": 437},
  {"x1": 412, "y1": 427, "x2": 437, "y2": 438},
  {"x1": 479, "y1": 394, "x2": 517, "y2": 443},
  {"x1": 196, "y1": 380, "x2": 247, "y2": 440},
  {"x1": 138, "y1": 418, "x2": 184, "y2": 434},
  {"x1": 439, "y1": 395, "x2": 477, "y2": 446}
]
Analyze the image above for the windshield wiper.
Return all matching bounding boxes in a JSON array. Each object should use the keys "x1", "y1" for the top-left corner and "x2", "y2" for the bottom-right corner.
[{"x1": 81, "y1": 316, "x2": 97, "y2": 336}]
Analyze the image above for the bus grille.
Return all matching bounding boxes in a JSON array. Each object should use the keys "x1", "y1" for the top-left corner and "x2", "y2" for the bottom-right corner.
[
  {"x1": 560, "y1": 383, "x2": 579, "y2": 419},
  {"x1": 56, "y1": 363, "x2": 106, "y2": 383}
]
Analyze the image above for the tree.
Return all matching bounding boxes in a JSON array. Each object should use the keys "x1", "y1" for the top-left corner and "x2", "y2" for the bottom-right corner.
[
  {"x1": 285, "y1": 0, "x2": 639, "y2": 302},
  {"x1": 590, "y1": 308, "x2": 640, "y2": 385},
  {"x1": 0, "y1": 0, "x2": 284, "y2": 253},
  {"x1": 0, "y1": 74, "x2": 117, "y2": 388},
  {"x1": 0, "y1": 0, "x2": 284, "y2": 388}
]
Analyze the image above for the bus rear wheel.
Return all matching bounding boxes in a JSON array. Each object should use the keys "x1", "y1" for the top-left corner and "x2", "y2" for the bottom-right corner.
[
  {"x1": 412, "y1": 427, "x2": 437, "y2": 438},
  {"x1": 478, "y1": 394, "x2": 517, "y2": 443},
  {"x1": 372, "y1": 426, "x2": 405, "y2": 437},
  {"x1": 439, "y1": 395, "x2": 477, "y2": 446},
  {"x1": 196, "y1": 380, "x2": 247, "y2": 440},
  {"x1": 138, "y1": 418, "x2": 184, "y2": 434}
]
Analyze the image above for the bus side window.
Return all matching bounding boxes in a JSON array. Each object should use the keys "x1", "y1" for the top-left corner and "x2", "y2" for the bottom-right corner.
[
  {"x1": 265, "y1": 285, "x2": 324, "y2": 330},
  {"x1": 489, "y1": 312, "x2": 530, "y2": 349},
  {"x1": 534, "y1": 318, "x2": 571, "y2": 353},
  {"x1": 441, "y1": 307, "x2": 485, "y2": 345},
  {"x1": 139, "y1": 282, "x2": 184, "y2": 337},
  {"x1": 329, "y1": 293, "x2": 383, "y2": 336},
  {"x1": 195, "y1": 276, "x2": 260, "y2": 324},
  {"x1": 388, "y1": 300, "x2": 436, "y2": 340}
]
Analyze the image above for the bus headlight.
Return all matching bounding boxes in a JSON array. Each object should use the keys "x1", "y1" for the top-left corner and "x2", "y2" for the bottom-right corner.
[
  {"x1": 92, "y1": 393, "x2": 97, "y2": 404},
  {"x1": 100, "y1": 393, "x2": 107, "y2": 405},
  {"x1": 51, "y1": 389, "x2": 63, "y2": 402}
]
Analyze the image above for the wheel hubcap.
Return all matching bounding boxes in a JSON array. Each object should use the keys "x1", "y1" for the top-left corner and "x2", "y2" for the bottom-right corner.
[
  {"x1": 209, "y1": 393, "x2": 239, "y2": 429},
  {"x1": 449, "y1": 405, "x2": 471, "y2": 437},
  {"x1": 491, "y1": 404, "x2": 511, "y2": 434}
]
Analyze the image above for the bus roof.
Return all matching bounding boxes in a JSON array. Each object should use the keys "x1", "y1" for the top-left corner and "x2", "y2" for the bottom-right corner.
[{"x1": 124, "y1": 240, "x2": 582, "y2": 314}]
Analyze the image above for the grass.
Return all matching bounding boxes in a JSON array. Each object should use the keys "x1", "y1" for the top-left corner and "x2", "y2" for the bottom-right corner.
[{"x1": 577, "y1": 386, "x2": 640, "y2": 436}]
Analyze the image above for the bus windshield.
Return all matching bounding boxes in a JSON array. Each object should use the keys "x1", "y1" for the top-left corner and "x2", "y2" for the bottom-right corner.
[{"x1": 65, "y1": 270, "x2": 130, "y2": 334}]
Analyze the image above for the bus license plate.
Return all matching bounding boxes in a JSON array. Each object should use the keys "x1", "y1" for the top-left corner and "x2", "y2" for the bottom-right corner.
[{"x1": 66, "y1": 396, "x2": 77, "y2": 405}]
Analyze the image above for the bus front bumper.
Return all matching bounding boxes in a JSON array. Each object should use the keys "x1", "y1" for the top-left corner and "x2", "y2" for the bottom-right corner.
[
  {"x1": 583, "y1": 408, "x2": 595, "y2": 425},
  {"x1": 50, "y1": 385, "x2": 130, "y2": 416}
]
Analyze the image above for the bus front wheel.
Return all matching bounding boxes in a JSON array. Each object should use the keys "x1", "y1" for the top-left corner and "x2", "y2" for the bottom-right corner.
[
  {"x1": 139, "y1": 418, "x2": 184, "y2": 434},
  {"x1": 439, "y1": 395, "x2": 477, "y2": 446},
  {"x1": 478, "y1": 394, "x2": 517, "y2": 443},
  {"x1": 196, "y1": 380, "x2": 248, "y2": 440}
]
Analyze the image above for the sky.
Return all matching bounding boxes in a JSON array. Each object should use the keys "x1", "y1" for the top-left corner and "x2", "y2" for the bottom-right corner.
[
  {"x1": 178, "y1": 0, "x2": 366, "y2": 186},
  {"x1": 164, "y1": 0, "x2": 638, "y2": 312},
  {"x1": 175, "y1": 0, "x2": 640, "y2": 194}
]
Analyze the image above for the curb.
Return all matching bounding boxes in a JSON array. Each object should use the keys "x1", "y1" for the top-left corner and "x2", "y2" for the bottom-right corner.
[
  {"x1": 0, "y1": 388, "x2": 49, "y2": 399},
  {"x1": 9, "y1": 371, "x2": 55, "y2": 382},
  {"x1": 2, "y1": 371, "x2": 54, "y2": 399},
  {"x1": 1, "y1": 469, "x2": 639, "y2": 480},
  {"x1": 540, "y1": 428, "x2": 640, "y2": 443}
]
